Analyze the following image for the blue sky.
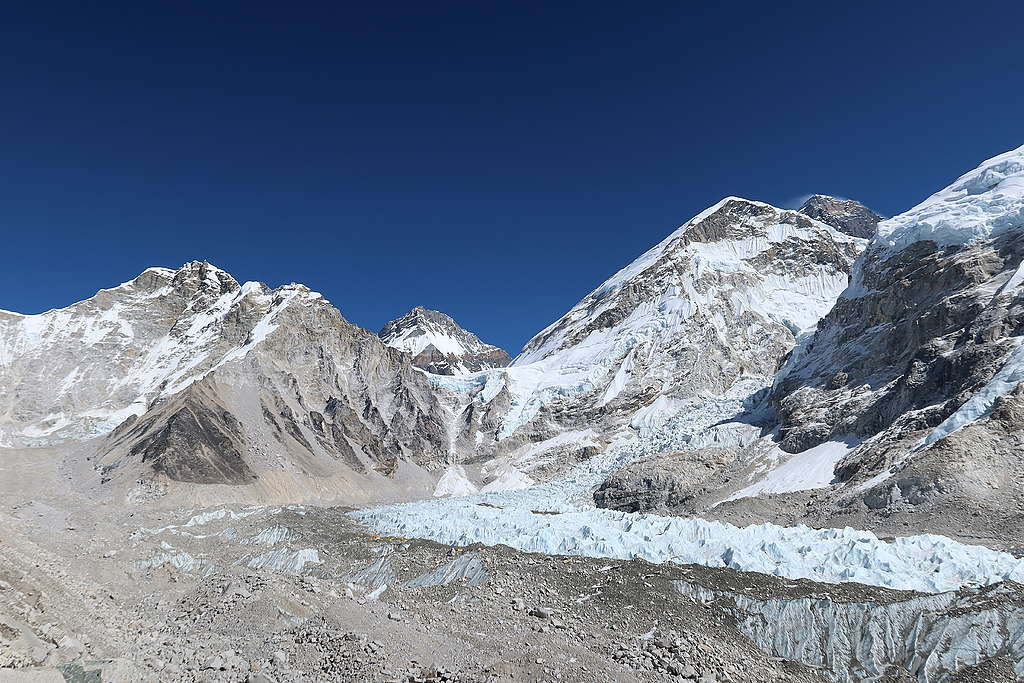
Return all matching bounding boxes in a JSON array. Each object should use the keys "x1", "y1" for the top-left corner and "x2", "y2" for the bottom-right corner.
[{"x1": 2, "y1": 1, "x2": 1023, "y2": 353}]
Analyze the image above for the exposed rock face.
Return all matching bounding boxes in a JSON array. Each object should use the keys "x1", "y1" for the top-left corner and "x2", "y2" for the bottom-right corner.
[
  {"x1": 122, "y1": 389, "x2": 255, "y2": 486},
  {"x1": 867, "y1": 385, "x2": 1024, "y2": 535},
  {"x1": 98, "y1": 273, "x2": 459, "y2": 501},
  {"x1": 774, "y1": 148, "x2": 1024, "y2": 453},
  {"x1": 593, "y1": 448, "x2": 740, "y2": 513},
  {"x1": 379, "y1": 306, "x2": 510, "y2": 375},
  {"x1": 798, "y1": 194, "x2": 882, "y2": 238},
  {"x1": 773, "y1": 234, "x2": 1024, "y2": 453}
]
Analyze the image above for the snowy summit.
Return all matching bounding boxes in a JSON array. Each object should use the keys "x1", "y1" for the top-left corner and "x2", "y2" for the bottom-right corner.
[{"x1": 378, "y1": 306, "x2": 510, "y2": 375}]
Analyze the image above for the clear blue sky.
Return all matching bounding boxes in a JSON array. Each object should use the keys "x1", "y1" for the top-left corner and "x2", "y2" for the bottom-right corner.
[{"x1": 3, "y1": 1, "x2": 1023, "y2": 353}]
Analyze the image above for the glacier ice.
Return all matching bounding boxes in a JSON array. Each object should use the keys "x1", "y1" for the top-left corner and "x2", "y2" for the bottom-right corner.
[
  {"x1": 404, "y1": 551, "x2": 489, "y2": 588},
  {"x1": 354, "y1": 390, "x2": 1024, "y2": 595},
  {"x1": 674, "y1": 581, "x2": 1024, "y2": 682},
  {"x1": 245, "y1": 548, "x2": 321, "y2": 574},
  {"x1": 354, "y1": 498, "x2": 1024, "y2": 593}
]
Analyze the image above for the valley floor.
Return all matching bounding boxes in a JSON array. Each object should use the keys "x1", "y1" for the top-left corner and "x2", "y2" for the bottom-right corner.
[{"x1": 1, "y1": 445, "x2": 1023, "y2": 682}]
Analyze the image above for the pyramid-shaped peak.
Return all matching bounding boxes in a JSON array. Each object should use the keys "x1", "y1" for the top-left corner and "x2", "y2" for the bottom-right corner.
[
  {"x1": 379, "y1": 306, "x2": 509, "y2": 375},
  {"x1": 798, "y1": 194, "x2": 882, "y2": 239}
]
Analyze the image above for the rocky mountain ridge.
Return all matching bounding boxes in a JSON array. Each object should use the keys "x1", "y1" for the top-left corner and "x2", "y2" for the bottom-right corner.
[
  {"x1": 764, "y1": 144, "x2": 1024, "y2": 536},
  {"x1": 0, "y1": 261, "x2": 472, "y2": 505},
  {"x1": 429, "y1": 197, "x2": 866, "y2": 479},
  {"x1": 0, "y1": 193, "x2": 870, "y2": 504},
  {"x1": 0, "y1": 261, "x2": 284, "y2": 447},
  {"x1": 5, "y1": 147, "x2": 1022, "y2": 531}
]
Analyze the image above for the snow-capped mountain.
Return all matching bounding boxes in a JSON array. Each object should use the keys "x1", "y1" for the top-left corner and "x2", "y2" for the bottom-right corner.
[
  {"x1": 586, "y1": 148, "x2": 1024, "y2": 539},
  {"x1": 435, "y1": 197, "x2": 865, "y2": 481},
  {"x1": 0, "y1": 261, "x2": 461, "y2": 503},
  {"x1": 514, "y1": 197, "x2": 864, "y2": 427},
  {"x1": 797, "y1": 194, "x2": 882, "y2": 238},
  {"x1": 775, "y1": 146, "x2": 1024, "y2": 447},
  {"x1": 11, "y1": 149, "x2": 1011, "y2": 525},
  {"x1": 378, "y1": 306, "x2": 510, "y2": 375},
  {"x1": 0, "y1": 262, "x2": 285, "y2": 447}
]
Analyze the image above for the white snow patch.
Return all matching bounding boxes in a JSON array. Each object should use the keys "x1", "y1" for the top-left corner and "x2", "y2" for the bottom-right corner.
[
  {"x1": 598, "y1": 348, "x2": 634, "y2": 407},
  {"x1": 723, "y1": 439, "x2": 856, "y2": 503},
  {"x1": 385, "y1": 326, "x2": 469, "y2": 357},
  {"x1": 433, "y1": 466, "x2": 479, "y2": 498},
  {"x1": 480, "y1": 462, "x2": 534, "y2": 493}
]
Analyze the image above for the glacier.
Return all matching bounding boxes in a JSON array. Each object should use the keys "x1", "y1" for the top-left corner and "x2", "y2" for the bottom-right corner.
[
  {"x1": 674, "y1": 581, "x2": 1024, "y2": 682},
  {"x1": 353, "y1": 495, "x2": 1024, "y2": 594},
  {"x1": 354, "y1": 390, "x2": 1024, "y2": 594}
]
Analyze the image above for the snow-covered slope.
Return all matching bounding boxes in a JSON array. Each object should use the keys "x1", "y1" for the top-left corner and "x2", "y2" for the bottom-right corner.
[
  {"x1": 0, "y1": 262, "x2": 307, "y2": 446},
  {"x1": 874, "y1": 145, "x2": 1024, "y2": 254},
  {"x1": 443, "y1": 198, "x2": 865, "y2": 453},
  {"x1": 516, "y1": 197, "x2": 863, "y2": 366},
  {"x1": 378, "y1": 306, "x2": 509, "y2": 375}
]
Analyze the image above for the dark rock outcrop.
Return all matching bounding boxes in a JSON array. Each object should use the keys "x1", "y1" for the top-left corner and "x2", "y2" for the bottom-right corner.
[
  {"x1": 798, "y1": 194, "x2": 882, "y2": 239},
  {"x1": 594, "y1": 448, "x2": 740, "y2": 514}
]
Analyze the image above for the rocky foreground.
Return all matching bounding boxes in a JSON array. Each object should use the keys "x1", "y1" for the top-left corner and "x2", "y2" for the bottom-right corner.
[
  {"x1": 2, "y1": 490, "x2": 1022, "y2": 682},
  {"x1": 1, "y1": 501, "x2": 821, "y2": 683}
]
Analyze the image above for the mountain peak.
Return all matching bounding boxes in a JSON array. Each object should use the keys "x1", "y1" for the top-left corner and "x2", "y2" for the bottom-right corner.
[
  {"x1": 679, "y1": 197, "x2": 811, "y2": 243},
  {"x1": 797, "y1": 194, "x2": 882, "y2": 239},
  {"x1": 379, "y1": 307, "x2": 509, "y2": 375}
]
